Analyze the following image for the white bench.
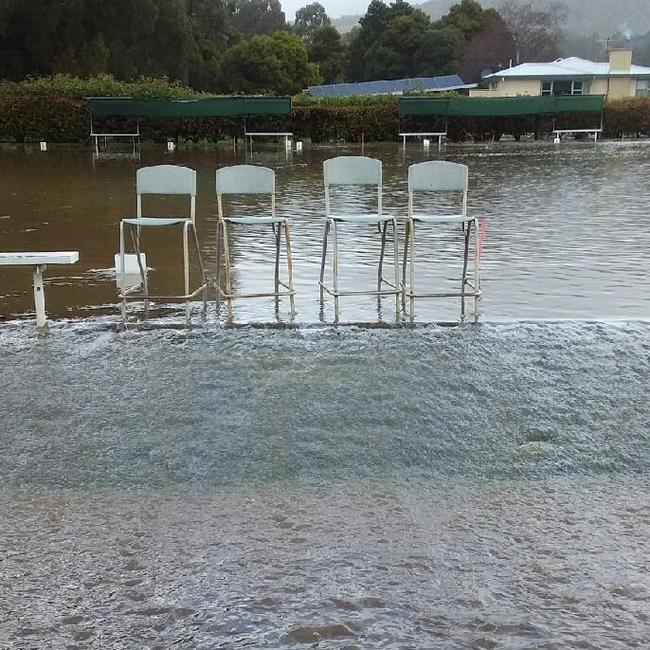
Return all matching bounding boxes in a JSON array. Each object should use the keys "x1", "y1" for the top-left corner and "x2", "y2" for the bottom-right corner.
[
  {"x1": 245, "y1": 132, "x2": 293, "y2": 152},
  {"x1": 553, "y1": 128, "x2": 602, "y2": 143},
  {"x1": 0, "y1": 252, "x2": 80, "y2": 327},
  {"x1": 399, "y1": 132, "x2": 447, "y2": 150}
]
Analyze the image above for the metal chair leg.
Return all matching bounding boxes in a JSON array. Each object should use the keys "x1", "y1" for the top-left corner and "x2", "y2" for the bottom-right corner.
[
  {"x1": 215, "y1": 220, "x2": 222, "y2": 304},
  {"x1": 409, "y1": 220, "x2": 416, "y2": 319},
  {"x1": 273, "y1": 223, "x2": 281, "y2": 294},
  {"x1": 474, "y1": 218, "x2": 481, "y2": 323},
  {"x1": 189, "y1": 223, "x2": 207, "y2": 314},
  {"x1": 402, "y1": 220, "x2": 410, "y2": 292},
  {"x1": 119, "y1": 221, "x2": 127, "y2": 323},
  {"x1": 222, "y1": 221, "x2": 232, "y2": 301},
  {"x1": 378, "y1": 221, "x2": 388, "y2": 290},
  {"x1": 332, "y1": 221, "x2": 339, "y2": 297},
  {"x1": 284, "y1": 220, "x2": 295, "y2": 316},
  {"x1": 130, "y1": 224, "x2": 149, "y2": 318},
  {"x1": 319, "y1": 220, "x2": 330, "y2": 299},
  {"x1": 392, "y1": 218, "x2": 400, "y2": 314},
  {"x1": 183, "y1": 222, "x2": 191, "y2": 327},
  {"x1": 460, "y1": 219, "x2": 471, "y2": 322},
  {"x1": 332, "y1": 221, "x2": 340, "y2": 320}
]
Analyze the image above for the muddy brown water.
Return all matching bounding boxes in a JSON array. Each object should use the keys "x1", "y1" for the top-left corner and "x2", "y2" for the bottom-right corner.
[{"x1": 1, "y1": 140, "x2": 649, "y2": 324}]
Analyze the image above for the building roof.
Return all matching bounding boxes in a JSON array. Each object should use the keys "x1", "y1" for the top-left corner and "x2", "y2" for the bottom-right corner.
[
  {"x1": 307, "y1": 75, "x2": 475, "y2": 97},
  {"x1": 485, "y1": 57, "x2": 650, "y2": 79}
]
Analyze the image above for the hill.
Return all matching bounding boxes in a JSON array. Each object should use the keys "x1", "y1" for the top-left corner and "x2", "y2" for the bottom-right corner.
[{"x1": 334, "y1": 0, "x2": 650, "y2": 38}]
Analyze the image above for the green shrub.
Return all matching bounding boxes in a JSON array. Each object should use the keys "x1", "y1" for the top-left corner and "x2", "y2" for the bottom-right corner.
[
  {"x1": 1, "y1": 76, "x2": 650, "y2": 143},
  {"x1": 604, "y1": 98, "x2": 650, "y2": 137}
]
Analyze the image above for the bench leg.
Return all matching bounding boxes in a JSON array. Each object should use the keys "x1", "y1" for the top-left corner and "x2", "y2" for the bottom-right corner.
[{"x1": 32, "y1": 265, "x2": 47, "y2": 328}]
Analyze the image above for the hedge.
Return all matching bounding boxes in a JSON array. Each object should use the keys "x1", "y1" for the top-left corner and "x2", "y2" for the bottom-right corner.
[{"x1": 1, "y1": 75, "x2": 649, "y2": 144}]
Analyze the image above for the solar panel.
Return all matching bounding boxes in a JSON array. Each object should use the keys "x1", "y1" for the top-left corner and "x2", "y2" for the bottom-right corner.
[{"x1": 307, "y1": 75, "x2": 466, "y2": 97}]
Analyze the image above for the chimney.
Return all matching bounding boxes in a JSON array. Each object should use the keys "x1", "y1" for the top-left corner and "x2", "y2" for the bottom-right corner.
[{"x1": 609, "y1": 47, "x2": 632, "y2": 73}]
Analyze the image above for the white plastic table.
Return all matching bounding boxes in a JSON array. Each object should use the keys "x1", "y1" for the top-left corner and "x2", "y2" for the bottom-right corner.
[{"x1": 0, "y1": 252, "x2": 80, "y2": 327}]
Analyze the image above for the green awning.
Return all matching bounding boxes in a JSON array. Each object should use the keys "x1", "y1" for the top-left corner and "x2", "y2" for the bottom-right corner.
[
  {"x1": 399, "y1": 95, "x2": 604, "y2": 117},
  {"x1": 87, "y1": 97, "x2": 292, "y2": 118}
]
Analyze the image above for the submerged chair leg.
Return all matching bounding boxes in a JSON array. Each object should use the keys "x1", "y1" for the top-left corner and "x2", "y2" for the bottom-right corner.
[
  {"x1": 393, "y1": 218, "x2": 400, "y2": 313},
  {"x1": 284, "y1": 220, "x2": 295, "y2": 315},
  {"x1": 378, "y1": 221, "x2": 388, "y2": 290},
  {"x1": 130, "y1": 224, "x2": 149, "y2": 319},
  {"x1": 409, "y1": 221, "x2": 416, "y2": 319},
  {"x1": 119, "y1": 221, "x2": 127, "y2": 323},
  {"x1": 190, "y1": 223, "x2": 207, "y2": 314},
  {"x1": 319, "y1": 220, "x2": 330, "y2": 299},
  {"x1": 273, "y1": 223, "x2": 281, "y2": 294},
  {"x1": 332, "y1": 221, "x2": 339, "y2": 297},
  {"x1": 402, "y1": 220, "x2": 411, "y2": 295},
  {"x1": 222, "y1": 221, "x2": 233, "y2": 301},
  {"x1": 215, "y1": 220, "x2": 222, "y2": 304},
  {"x1": 183, "y1": 221, "x2": 191, "y2": 327},
  {"x1": 474, "y1": 218, "x2": 481, "y2": 323},
  {"x1": 460, "y1": 219, "x2": 471, "y2": 322}
]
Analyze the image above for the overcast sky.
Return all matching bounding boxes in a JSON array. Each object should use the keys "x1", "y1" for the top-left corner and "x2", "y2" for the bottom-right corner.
[{"x1": 282, "y1": 0, "x2": 405, "y2": 20}]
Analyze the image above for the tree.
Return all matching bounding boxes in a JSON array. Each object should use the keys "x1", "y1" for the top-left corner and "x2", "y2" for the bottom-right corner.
[
  {"x1": 293, "y1": 2, "x2": 330, "y2": 45},
  {"x1": 458, "y1": 12, "x2": 516, "y2": 81},
  {"x1": 347, "y1": 0, "x2": 423, "y2": 80},
  {"x1": 220, "y1": 31, "x2": 321, "y2": 94},
  {"x1": 227, "y1": 0, "x2": 286, "y2": 38},
  {"x1": 189, "y1": 0, "x2": 235, "y2": 47},
  {"x1": 499, "y1": 1, "x2": 568, "y2": 63},
  {"x1": 633, "y1": 31, "x2": 650, "y2": 67},
  {"x1": 308, "y1": 25, "x2": 348, "y2": 83}
]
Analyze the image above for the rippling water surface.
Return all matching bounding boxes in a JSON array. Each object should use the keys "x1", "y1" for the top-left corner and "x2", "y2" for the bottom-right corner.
[
  {"x1": 1, "y1": 322, "x2": 649, "y2": 647},
  {"x1": 1, "y1": 140, "x2": 650, "y2": 324},
  {"x1": 1, "y1": 141, "x2": 649, "y2": 648}
]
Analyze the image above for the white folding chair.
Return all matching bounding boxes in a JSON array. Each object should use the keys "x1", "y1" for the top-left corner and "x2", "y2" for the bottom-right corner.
[
  {"x1": 119, "y1": 165, "x2": 208, "y2": 327},
  {"x1": 215, "y1": 165, "x2": 295, "y2": 310},
  {"x1": 319, "y1": 156, "x2": 400, "y2": 310},
  {"x1": 403, "y1": 161, "x2": 481, "y2": 322}
]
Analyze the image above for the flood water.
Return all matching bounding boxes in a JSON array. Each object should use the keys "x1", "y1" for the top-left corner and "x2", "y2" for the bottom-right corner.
[
  {"x1": 0, "y1": 140, "x2": 649, "y2": 323},
  {"x1": 1, "y1": 142, "x2": 650, "y2": 648}
]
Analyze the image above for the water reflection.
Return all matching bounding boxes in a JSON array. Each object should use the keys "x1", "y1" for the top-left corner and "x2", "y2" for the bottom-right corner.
[{"x1": 1, "y1": 140, "x2": 649, "y2": 325}]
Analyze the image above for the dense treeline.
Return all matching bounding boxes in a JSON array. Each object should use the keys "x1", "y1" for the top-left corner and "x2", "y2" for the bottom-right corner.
[
  {"x1": 0, "y1": 0, "x2": 519, "y2": 92},
  {"x1": 1, "y1": 76, "x2": 649, "y2": 143}
]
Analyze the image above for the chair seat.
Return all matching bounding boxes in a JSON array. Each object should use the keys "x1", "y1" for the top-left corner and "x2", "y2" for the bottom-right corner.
[
  {"x1": 123, "y1": 217, "x2": 191, "y2": 227},
  {"x1": 411, "y1": 214, "x2": 474, "y2": 224},
  {"x1": 224, "y1": 216, "x2": 287, "y2": 225},
  {"x1": 328, "y1": 213, "x2": 395, "y2": 224}
]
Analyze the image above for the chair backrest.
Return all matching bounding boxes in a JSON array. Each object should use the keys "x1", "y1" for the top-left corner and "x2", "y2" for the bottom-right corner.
[
  {"x1": 215, "y1": 165, "x2": 275, "y2": 195},
  {"x1": 323, "y1": 156, "x2": 382, "y2": 187},
  {"x1": 408, "y1": 161, "x2": 468, "y2": 217},
  {"x1": 323, "y1": 156, "x2": 383, "y2": 218},
  {"x1": 408, "y1": 161, "x2": 468, "y2": 193},
  {"x1": 215, "y1": 165, "x2": 275, "y2": 220},
  {"x1": 136, "y1": 165, "x2": 197, "y2": 222},
  {"x1": 137, "y1": 165, "x2": 196, "y2": 196}
]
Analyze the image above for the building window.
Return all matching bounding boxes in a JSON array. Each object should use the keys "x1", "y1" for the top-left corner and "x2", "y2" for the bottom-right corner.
[
  {"x1": 541, "y1": 80, "x2": 585, "y2": 96},
  {"x1": 637, "y1": 80, "x2": 650, "y2": 97}
]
